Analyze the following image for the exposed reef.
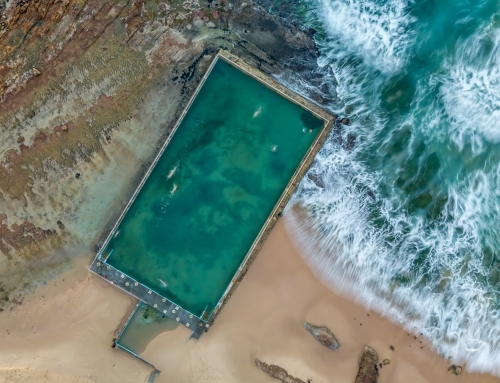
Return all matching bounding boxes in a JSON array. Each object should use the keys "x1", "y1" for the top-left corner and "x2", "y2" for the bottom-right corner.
[
  {"x1": 303, "y1": 322, "x2": 340, "y2": 349},
  {"x1": 354, "y1": 346, "x2": 379, "y2": 383},
  {"x1": 448, "y1": 365, "x2": 463, "y2": 376},
  {"x1": 255, "y1": 358, "x2": 306, "y2": 383}
]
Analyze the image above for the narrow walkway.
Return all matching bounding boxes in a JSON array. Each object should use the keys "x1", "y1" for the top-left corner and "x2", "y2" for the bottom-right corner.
[{"x1": 89, "y1": 260, "x2": 206, "y2": 339}]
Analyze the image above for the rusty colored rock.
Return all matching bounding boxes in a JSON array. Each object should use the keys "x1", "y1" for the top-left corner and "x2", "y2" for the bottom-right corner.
[
  {"x1": 307, "y1": 173, "x2": 325, "y2": 189},
  {"x1": 448, "y1": 365, "x2": 463, "y2": 376},
  {"x1": 255, "y1": 358, "x2": 306, "y2": 383},
  {"x1": 354, "y1": 346, "x2": 379, "y2": 383},
  {"x1": 303, "y1": 322, "x2": 339, "y2": 349}
]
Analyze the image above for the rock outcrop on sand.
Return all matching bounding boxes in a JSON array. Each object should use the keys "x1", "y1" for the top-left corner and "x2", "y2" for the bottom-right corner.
[
  {"x1": 354, "y1": 346, "x2": 379, "y2": 383},
  {"x1": 255, "y1": 358, "x2": 306, "y2": 383},
  {"x1": 448, "y1": 365, "x2": 463, "y2": 376},
  {"x1": 303, "y1": 322, "x2": 340, "y2": 349}
]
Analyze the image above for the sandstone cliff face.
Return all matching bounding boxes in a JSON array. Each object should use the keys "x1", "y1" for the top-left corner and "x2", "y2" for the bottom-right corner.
[
  {"x1": 354, "y1": 346, "x2": 379, "y2": 383},
  {"x1": 303, "y1": 322, "x2": 340, "y2": 349},
  {"x1": 0, "y1": 0, "x2": 335, "y2": 309}
]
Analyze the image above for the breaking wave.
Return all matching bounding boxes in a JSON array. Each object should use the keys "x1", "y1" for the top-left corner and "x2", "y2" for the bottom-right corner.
[
  {"x1": 313, "y1": 0, "x2": 414, "y2": 73},
  {"x1": 288, "y1": 0, "x2": 500, "y2": 375}
]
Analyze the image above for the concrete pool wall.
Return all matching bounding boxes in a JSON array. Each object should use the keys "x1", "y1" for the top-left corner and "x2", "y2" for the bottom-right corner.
[{"x1": 89, "y1": 49, "x2": 335, "y2": 339}]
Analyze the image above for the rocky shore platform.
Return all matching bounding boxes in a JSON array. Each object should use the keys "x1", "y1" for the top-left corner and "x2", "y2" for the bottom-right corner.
[{"x1": 0, "y1": 0, "x2": 335, "y2": 310}]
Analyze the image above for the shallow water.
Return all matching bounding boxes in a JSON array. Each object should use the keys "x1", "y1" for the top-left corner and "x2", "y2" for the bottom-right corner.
[
  {"x1": 105, "y1": 58, "x2": 323, "y2": 317},
  {"x1": 117, "y1": 303, "x2": 180, "y2": 355},
  {"x1": 280, "y1": 0, "x2": 500, "y2": 375}
]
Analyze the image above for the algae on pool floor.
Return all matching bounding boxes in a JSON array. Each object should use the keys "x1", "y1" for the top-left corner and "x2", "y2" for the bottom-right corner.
[{"x1": 104, "y1": 58, "x2": 325, "y2": 317}]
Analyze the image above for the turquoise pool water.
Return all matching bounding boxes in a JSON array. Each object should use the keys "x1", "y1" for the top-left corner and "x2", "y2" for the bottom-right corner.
[{"x1": 105, "y1": 58, "x2": 324, "y2": 317}]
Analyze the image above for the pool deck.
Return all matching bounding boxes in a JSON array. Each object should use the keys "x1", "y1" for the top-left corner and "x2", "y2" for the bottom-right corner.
[
  {"x1": 89, "y1": 49, "x2": 335, "y2": 341},
  {"x1": 90, "y1": 261, "x2": 207, "y2": 339}
]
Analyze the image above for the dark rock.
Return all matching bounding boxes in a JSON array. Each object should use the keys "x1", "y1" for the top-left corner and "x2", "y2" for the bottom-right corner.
[
  {"x1": 448, "y1": 365, "x2": 462, "y2": 376},
  {"x1": 345, "y1": 133, "x2": 356, "y2": 151},
  {"x1": 354, "y1": 346, "x2": 379, "y2": 383},
  {"x1": 56, "y1": 220, "x2": 65, "y2": 230},
  {"x1": 340, "y1": 117, "x2": 350, "y2": 125},
  {"x1": 75, "y1": 173, "x2": 80, "y2": 179},
  {"x1": 389, "y1": 345, "x2": 395, "y2": 351},
  {"x1": 310, "y1": 92, "x2": 326, "y2": 105},
  {"x1": 332, "y1": 126, "x2": 342, "y2": 147},
  {"x1": 95, "y1": 241, "x2": 103, "y2": 252},
  {"x1": 303, "y1": 322, "x2": 339, "y2": 349},
  {"x1": 383, "y1": 359, "x2": 390, "y2": 365},
  {"x1": 306, "y1": 27, "x2": 317, "y2": 36},
  {"x1": 255, "y1": 358, "x2": 306, "y2": 383},
  {"x1": 17, "y1": 136, "x2": 24, "y2": 143}
]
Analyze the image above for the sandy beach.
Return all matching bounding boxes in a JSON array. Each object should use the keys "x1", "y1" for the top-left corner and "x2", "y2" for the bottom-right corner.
[
  {"x1": 0, "y1": 256, "x2": 152, "y2": 383},
  {"x1": 1, "y1": 219, "x2": 499, "y2": 383}
]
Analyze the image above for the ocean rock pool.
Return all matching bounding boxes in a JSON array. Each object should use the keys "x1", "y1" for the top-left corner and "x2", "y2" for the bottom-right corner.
[{"x1": 95, "y1": 53, "x2": 331, "y2": 319}]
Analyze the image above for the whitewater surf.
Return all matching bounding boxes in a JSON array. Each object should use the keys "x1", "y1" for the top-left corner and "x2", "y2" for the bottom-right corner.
[{"x1": 283, "y1": 0, "x2": 500, "y2": 376}]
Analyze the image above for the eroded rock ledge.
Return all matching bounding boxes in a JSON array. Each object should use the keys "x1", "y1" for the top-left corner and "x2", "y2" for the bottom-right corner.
[
  {"x1": 355, "y1": 346, "x2": 380, "y2": 383},
  {"x1": 255, "y1": 358, "x2": 306, "y2": 383}
]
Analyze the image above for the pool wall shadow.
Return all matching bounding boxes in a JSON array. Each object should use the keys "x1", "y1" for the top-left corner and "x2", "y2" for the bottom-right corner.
[{"x1": 89, "y1": 49, "x2": 335, "y2": 340}]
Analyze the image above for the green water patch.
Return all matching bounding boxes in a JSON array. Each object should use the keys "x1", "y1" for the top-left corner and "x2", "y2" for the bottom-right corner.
[
  {"x1": 105, "y1": 58, "x2": 323, "y2": 317},
  {"x1": 117, "y1": 303, "x2": 180, "y2": 355}
]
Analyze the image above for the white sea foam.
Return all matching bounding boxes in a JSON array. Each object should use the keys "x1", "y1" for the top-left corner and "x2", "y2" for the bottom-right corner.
[{"x1": 434, "y1": 17, "x2": 500, "y2": 150}]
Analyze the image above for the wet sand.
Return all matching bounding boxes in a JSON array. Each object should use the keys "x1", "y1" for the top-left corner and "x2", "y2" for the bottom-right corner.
[
  {"x1": 143, "y1": 219, "x2": 500, "y2": 383},
  {"x1": 1, "y1": 220, "x2": 500, "y2": 382}
]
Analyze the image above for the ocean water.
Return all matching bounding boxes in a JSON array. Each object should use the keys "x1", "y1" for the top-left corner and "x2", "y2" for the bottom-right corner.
[{"x1": 282, "y1": 0, "x2": 500, "y2": 375}]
